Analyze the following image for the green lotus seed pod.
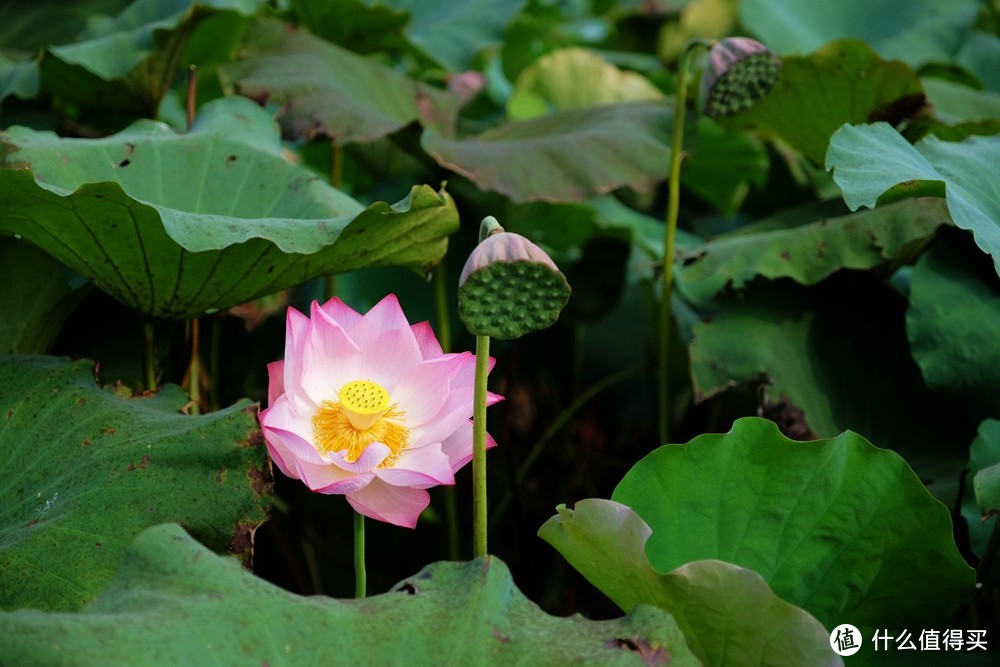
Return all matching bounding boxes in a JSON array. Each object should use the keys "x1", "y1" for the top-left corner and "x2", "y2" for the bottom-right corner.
[
  {"x1": 700, "y1": 37, "x2": 781, "y2": 119},
  {"x1": 458, "y1": 217, "x2": 571, "y2": 340}
]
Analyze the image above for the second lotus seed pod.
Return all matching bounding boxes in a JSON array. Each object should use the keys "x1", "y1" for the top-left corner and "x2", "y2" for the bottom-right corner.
[
  {"x1": 700, "y1": 37, "x2": 782, "y2": 119},
  {"x1": 458, "y1": 217, "x2": 571, "y2": 340}
]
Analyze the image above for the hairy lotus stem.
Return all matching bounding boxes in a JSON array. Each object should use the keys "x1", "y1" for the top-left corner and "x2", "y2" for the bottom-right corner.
[
  {"x1": 142, "y1": 322, "x2": 156, "y2": 392},
  {"x1": 472, "y1": 334, "x2": 490, "y2": 557},
  {"x1": 460, "y1": 216, "x2": 570, "y2": 558},
  {"x1": 659, "y1": 36, "x2": 779, "y2": 443},
  {"x1": 660, "y1": 39, "x2": 713, "y2": 445}
]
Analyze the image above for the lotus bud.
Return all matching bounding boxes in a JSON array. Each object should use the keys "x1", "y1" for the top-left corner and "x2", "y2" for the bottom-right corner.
[
  {"x1": 700, "y1": 37, "x2": 781, "y2": 118},
  {"x1": 458, "y1": 217, "x2": 571, "y2": 340}
]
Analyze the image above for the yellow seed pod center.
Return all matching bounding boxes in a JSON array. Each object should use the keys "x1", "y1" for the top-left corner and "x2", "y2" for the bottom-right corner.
[{"x1": 338, "y1": 380, "x2": 389, "y2": 430}]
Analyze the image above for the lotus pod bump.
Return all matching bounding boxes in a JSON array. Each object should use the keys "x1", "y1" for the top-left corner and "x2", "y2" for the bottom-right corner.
[
  {"x1": 701, "y1": 37, "x2": 782, "y2": 119},
  {"x1": 459, "y1": 217, "x2": 571, "y2": 340}
]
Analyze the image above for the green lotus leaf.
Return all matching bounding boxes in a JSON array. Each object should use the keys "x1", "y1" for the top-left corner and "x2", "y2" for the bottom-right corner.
[
  {"x1": 422, "y1": 101, "x2": 673, "y2": 203},
  {"x1": 612, "y1": 417, "x2": 975, "y2": 630},
  {"x1": 718, "y1": 40, "x2": 924, "y2": 165},
  {"x1": 539, "y1": 499, "x2": 841, "y2": 667},
  {"x1": 687, "y1": 280, "x2": 969, "y2": 505},
  {"x1": 956, "y1": 31, "x2": 1000, "y2": 92},
  {"x1": 826, "y1": 123, "x2": 1000, "y2": 275},
  {"x1": 740, "y1": 0, "x2": 979, "y2": 68},
  {"x1": 0, "y1": 239, "x2": 89, "y2": 354},
  {"x1": 906, "y1": 239, "x2": 1000, "y2": 418},
  {"x1": 0, "y1": 355, "x2": 271, "y2": 612},
  {"x1": 681, "y1": 118, "x2": 770, "y2": 216},
  {"x1": 0, "y1": 95, "x2": 458, "y2": 319},
  {"x1": 38, "y1": 0, "x2": 264, "y2": 124},
  {"x1": 219, "y1": 16, "x2": 460, "y2": 144},
  {"x1": 0, "y1": 522, "x2": 699, "y2": 666},
  {"x1": 676, "y1": 197, "x2": 950, "y2": 306}
]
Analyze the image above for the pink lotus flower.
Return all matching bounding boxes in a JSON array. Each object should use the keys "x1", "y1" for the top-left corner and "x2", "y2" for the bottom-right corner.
[{"x1": 259, "y1": 294, "x2": 502, "y2": 528}]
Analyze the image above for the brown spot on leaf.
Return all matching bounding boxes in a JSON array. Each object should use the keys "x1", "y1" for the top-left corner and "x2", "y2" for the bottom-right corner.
[
  {"x1": 140, "y1": 455, "x2": 150, "y2": 469},
  {"x1": 398, "y1": 582, "x2": 418, "y2": 595},
  {"x1": 492, "y1": 627, "x2": 510, "y2": 643},
  {"x1": 780, "y1": 250, "x2": 791, "y2": 260},
  {"x1": 95, "y1": 542, "x2": 102, "y2": 550},
  {"x1": 226, "y1": 155, "x2": 238, "y2": 166},
  {"x1": 77, "y1": 398, "x2": 87, "y2": 405},
  {"x1": 126, "y1": 464, "x2": 136, "y2": 472},
  {"x1": 868, "y1": 93, "x2": 929, "y2": 126},
  {"x1": 216, "y1": 467, "x2": 227, "y2": 484},
  {"x1": 248, "y1": 463, "x2": 274, "y2": 498},
  {"x1": 608, "y1": 637, "x2": 671, "y2": 665},
  {"x1": 229, "y1": 520, "x2": 261, "y2": 569},
  {"x1": 82, "y1": 438, "x2": 91, "y2": 447},
  {"x1": 759, "y1": 391, "x2": 814, "y2": 440}
]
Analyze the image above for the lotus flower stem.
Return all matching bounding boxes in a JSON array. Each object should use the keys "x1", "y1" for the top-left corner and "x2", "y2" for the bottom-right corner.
[
  {"x1": 433, "y1": 263, "x2": 461, "y2": 561},
  {"x1": 142, "y1": 322, "x2": 156, "y2": 392},
  {"x1": 185, "y1": 65, "x2": 202, "y2": 415},
  {"x1": 354, "y1": 511, "x2": 366, "y2": 598},
  {"x1": 186, "y1": 65, "x2": 197, "y2": 130},
  {"x1": 187, "y1": 319, "x2": 202, "y2": 415},
  {"x1": 472, "y1": 333, "x2": 491, "y2": 557},
  {"x1": 331, "y1": 142, "x2": 343, "y2": 189},
  {"x1": 659, "y1": 39, "x2": 713, "y2": 445}
]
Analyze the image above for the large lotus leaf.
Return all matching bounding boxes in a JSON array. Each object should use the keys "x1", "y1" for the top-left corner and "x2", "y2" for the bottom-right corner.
[
  {"x1": 826, "y1": 123, "x2": 1000, "y2": 276},
  {"x1": 0, "y1": 523, "x2": 699, "y2": 666},
  {"x1": 957, "y1": 31, "x2": 1000, "y2": 92},
  {"x1": 676, "y1": 197, "x2": 950, "y2": 306},
  {"x1": 688, "y1": 279, "x2": 970, "y2": 506},
  {"x1": 539, "y1": 499, "x2": 841, "y2": 667},
  {"x1": 0, "y1": 356, "x2": 271, "y2": 612},
  {"x1": 423, "y1": 100, "x2": 673, "y2": 203},
  {"x1": 219, "y1": 17, "x2": 459, "y2": 144},
  {"x1": 922, "y1": 78, "x2": 1000, "y2": 126},
  {"x1": 907, "y1": 239, "x2": 1000, "y2": 418},
  {"x1": 0, "y1": 239, "x2": 89, "y2": 354},
  {"x1": 0, "y1": 96, "x2": 458, "y2": 319},
  {"x1": 38, "y1": 0, "x2": 263, "y2": 123},
  {"x1": 611, "y1": 417, "x2": 975, "y2": 630},
  {"x1": 915, "y1": 78, "x2": 1000, "y2": 141},
  {"x1": 507, "y1": 47, "x2": 663, "y2": 119},
  {"x1": 718, "y1": 40, "x2": 924, "y2": 165},
  {"x1": 740, "y1": 0, "x2": 979, "y2": 68}
]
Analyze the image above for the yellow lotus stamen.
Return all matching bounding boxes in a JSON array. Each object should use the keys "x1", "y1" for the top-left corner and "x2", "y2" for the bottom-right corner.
[{"x1": 312, "y1": 380, "x2": 408, "y2": 466}]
